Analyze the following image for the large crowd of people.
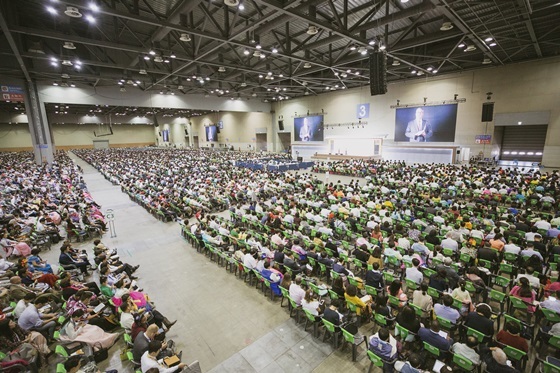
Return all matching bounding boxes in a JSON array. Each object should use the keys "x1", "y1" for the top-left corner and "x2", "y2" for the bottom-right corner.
[
  {"x1": 0, "y1": 151, "x2": 196, "y2": 373},
  {"x1": 72, "y1": 147, "x2": 560, "y2": 372},
  {"x1": 2, "y1": 146, "x2": 560, "y2": 372}
]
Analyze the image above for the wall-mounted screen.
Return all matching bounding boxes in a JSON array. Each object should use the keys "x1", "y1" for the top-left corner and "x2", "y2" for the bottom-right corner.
[
  {"x1": 205, "y1": 125, "x2": 217, "y2": 142},
  {"x1": 394, "y1": 104, "x2": 458, "y2": 143},
  {"x1": 293, "y1": 115, "x2": 324, "y2": 142},
  {"x1": 162, "y1": 129, "x2": 169, "y2": 142}
]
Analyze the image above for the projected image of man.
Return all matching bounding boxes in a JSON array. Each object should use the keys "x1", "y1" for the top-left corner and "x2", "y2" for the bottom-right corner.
[
  {"x1": 405, "y1": 108, "x2": 433, "y2": 142},
  {"x1": 299, "y1": 117, "x2": 312, "y2": 141}
]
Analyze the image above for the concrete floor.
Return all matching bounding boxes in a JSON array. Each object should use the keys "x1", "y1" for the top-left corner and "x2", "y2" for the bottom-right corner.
[{"x1": 38, "y1": 154, "x2": 372, "y2": 372}]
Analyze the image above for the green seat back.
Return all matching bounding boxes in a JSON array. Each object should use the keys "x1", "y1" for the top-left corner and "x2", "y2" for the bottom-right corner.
[
  {"x1": 427, "y1": 287, "x2": 441, "y2": 299},
  {"x1": 500, "y1": 263, "x2": 514, "y2": 274},
  {"x1": 341, "y1": 327, "x2": 355, "y2": 344},
  {"x1": 383, "y1": 272, "x2": 395, "y2": 283},
  {"x1": 466, "y1": 327, "x2": 485, "y2": 342},
  {"x1": 375, "y1": 313, "x2": 387, "y2": 326},
  {"x1": 549, "y1": 336, "x2": 560, "y2": 349},
  {"x1": 395, "y1": 323, "x2": 409, "y2": 340},
  {"x1": 365, "y1": 285, "x2": 378, "y2": 297},
  {"x1": 388, "y1": 295, "x2": 400, "y2": 308},
  {"x1": 542, "y1": 308, "x2": 560, "y2": 323},
  {"x1": 331, "y1": 270, "x2": 340, "y2": 280},
  {"x1": 453, "y1": 353, "x2": 474, "y2": 370},
  {"x1": 493, "y1": 276, "x2": 510, "y2": 288},
  {"x1": 503, "y1": 345, "x2": 526, "y2": 362},
  {"x1": 409, "y1": 303, "x2": 423, "y2": 317},
  {"x1": 423, "y1": 341, "x2": 440, "y2": 357},
  {"x1": 56, "y1": 363, "x2": 67, "y2": 373},
  {"x1": 55, "y1": 345, "x2": 68, "y2": 358},
  {"x1": 348, "y1": 277, "x2": 359, "y2": 287},
  {"x1": 509, "y1": 295, "x2": 528, "y2": 310},
  {"x1": 459, "y1": 253, "x2": 471, "y2": 263},
  {"x1": 303, "y1": 309, "x2": 317, "y2": 322},
  {"x1": 489, "y1": 289, "x2": 506, "y2": 303},
  {"x1": 478, "y1": 258, "x2": 492, "y2": 269},
  {"x1": 405, "y1": 279, "x2": 419, "y2": 291},
  {"x1": 321, "y1": 318, "x2": 336, "y2": 333},
  {"x1": 436, "y1": 316, "x2": 454, "y2": 330},
  {"x1": 464, "y1": 281, "x2": 477, "y2": 293},
  {"x1": 328, "y1": 289, "x2": 339, "y2": 300},
  {"x1": 367, "y1": 350, "x2": 384, "y2": 367}
]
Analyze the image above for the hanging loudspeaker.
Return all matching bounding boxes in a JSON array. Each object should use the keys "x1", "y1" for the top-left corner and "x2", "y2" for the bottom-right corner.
[
  {"x1": 482, "y1": 102, "x2": 494, "y2": 122},
  {"x1": 369, "y1": 51, "x2": 387, "y2": 96},
  {"x1": 278, "y1": 120, "x2": 284, "y2": 130},
  {"x1": 184, "y1": 129, "x2": 188, "y2": 136}
]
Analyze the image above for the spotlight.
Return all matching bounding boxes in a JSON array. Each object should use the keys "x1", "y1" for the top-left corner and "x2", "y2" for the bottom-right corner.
[
  {"x1": 85, "y1": 14, "x2": 95, "y2": 23},
  {"x1": 239, "y1": 3, "x2": 245, "y2": 10},
  {"x1": 90, "y1": 3, "x2": 99, "y2": 11},
  {"x1": 271, "y1": 47, "x2": 278, "y2": 54},
  {"x1": 243, "y1": 49, "x2": 250, "y2": 55},
  {"x1": 46, "y1": 6, "x2": 57, "y2": 14},
  {"x1": 149, "y1": 50, "x2": 156, "y2": 55},
  {"x1": 170, "y1": 53, "x2": 176, "y2": 58}
]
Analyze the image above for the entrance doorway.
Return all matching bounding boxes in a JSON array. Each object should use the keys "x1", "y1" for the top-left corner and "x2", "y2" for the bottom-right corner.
[
  {"x1": 256, "y1": 133, "x2": 267, "y2": 151},
  {"x1": 499, "y1": 125, "x2": 547, "y2": 162},
  {"x1": 278, "y1": 132, "x2": 291, "y2": 152}
]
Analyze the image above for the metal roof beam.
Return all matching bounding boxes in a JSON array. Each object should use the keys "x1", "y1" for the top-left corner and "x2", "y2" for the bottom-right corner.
[
  {"x1": 0, "y1": 8, "x2": 31, "y2": 82},
  {"x1": 516, "y1": 0, "x2": 542, "y2": 57}
]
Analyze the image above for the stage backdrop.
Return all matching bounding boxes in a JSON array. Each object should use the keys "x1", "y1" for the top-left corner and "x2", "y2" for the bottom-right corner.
[
  {"x1": 394, "y1": 104, "x2": 458, "y2": 142},
  {"x1": 293, "y1": 115, "x2": 324, "y2": 142}
]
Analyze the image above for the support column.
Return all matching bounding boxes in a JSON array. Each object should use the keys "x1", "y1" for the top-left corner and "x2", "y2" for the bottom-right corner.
[{"x1": 24, "y1": 81, "x2": 54, "y2": 164}]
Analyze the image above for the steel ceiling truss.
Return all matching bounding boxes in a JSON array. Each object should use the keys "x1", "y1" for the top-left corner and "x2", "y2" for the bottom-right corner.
[{"x1": 1, "y1": 0, "x2": 559, "y2": 101}]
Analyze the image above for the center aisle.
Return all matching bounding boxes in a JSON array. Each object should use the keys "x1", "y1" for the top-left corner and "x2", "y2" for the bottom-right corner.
[{"x1": 67, "y1": 153, "x2": 295, "y2": 371}]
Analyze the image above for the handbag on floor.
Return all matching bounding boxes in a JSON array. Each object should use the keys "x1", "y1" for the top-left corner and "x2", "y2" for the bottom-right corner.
[
  {"x1": 184, "y1": 360, "x2": 202, "y2": 373},
  {"x1": 93, "y1": 343, "x2": 109, "y2": 363}
]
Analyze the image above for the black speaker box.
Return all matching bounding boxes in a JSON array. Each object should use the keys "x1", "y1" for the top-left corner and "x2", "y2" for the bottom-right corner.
[
  {"x1": 297, "y1": 156, "x2": 303, "y2": 162},
  {"x1": 216, "y1": 125, "x2": 220, "y2": 134},
  {"x1": 153, "y1": 114, "x2": 159, "y2": 127},
  {"x1": 278, "y1": 120, "x2": 284, "y2": 130},
  {"x1": 184, "y1": 129, "x2": 188, "y2": 136},
  {"x1": 369, "y1": 52, "x2": 387, "y2": 96},
  {"x1": 482, "y1": 102, "x2": 494, "y2": 122}
]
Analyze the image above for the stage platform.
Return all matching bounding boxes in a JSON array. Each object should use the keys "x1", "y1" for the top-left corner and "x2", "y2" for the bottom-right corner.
[{"x1": 311, "y1": 154, "x2": 382, "y2": 161}]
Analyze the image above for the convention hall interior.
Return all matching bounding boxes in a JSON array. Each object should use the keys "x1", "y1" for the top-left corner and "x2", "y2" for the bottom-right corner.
[{"x1": 1, "y1": 0, "x2": 560, "y2": 372}]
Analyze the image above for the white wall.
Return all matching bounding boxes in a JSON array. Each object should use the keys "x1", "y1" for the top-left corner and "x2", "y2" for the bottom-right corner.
[
  {"x1": 190, "y1": 111, "x2": 273, "y2": 151},
  {"x1": 273, "y1": 57, "x2": 560, "y2": 167}
]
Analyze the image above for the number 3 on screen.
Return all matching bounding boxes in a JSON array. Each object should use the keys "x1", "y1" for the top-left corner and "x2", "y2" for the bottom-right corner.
[{"x1": 357, "y1": 103, "x2": 369, "y2": 119}]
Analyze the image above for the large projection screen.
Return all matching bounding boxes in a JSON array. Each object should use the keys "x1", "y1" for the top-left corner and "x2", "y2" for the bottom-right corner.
[
  {"x1": 394, "y1": 104, "x2": 458, "y2": 143},
  {"x1": 293, "y1": 115, "x2": 324, "y2": 142}
]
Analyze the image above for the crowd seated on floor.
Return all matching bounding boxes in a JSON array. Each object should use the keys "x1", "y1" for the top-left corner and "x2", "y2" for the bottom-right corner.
[
  {"x1": 72, "y1": 148, "x2": 560, "y2": 371},
  {"x1": 0, "y1": 151, "x2": 199, "y2": 373}
]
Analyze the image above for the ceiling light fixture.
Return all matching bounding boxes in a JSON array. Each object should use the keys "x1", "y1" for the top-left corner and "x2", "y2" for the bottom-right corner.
[
  {"x1": 432, "y1": 69, "x2": 438, "y2": 74},
  {"x1": 243, "y1": 49, "x2": 250, "y2": 55},
  {"x1": 218, "y1": 66, "x2": 226, "y2": 72},
  {"x1": 149, "y1": 50, "x2": 156, "y2": 55},
  {"x1": 61, "y1": 60, "x2": 73, "y2": 66},
  {"x1": 307, "y1": 25, "x2": 318, "y2": 35},
  {"x1": 90, "y1": 3, "x2": 99, "y2": 11},
  {"x1": 170, "y1": 53, "x2": 176, "y2": 58},
  {"x1": 85, "y1": 14, "x2": 95, "y2": 23},
  {"x1": 63, "y1": 42, "x2": 76, "y2": 50},
  {"x1": 464, "y1": 45, "x2": 476, "y2": 52},
  {"x1": 440, "y1": 22, "x2": 453, "y2": 31},
  {"x1": 271, "y1": 47, "x2": 278, "y2": 54},
  {"x1": 489, "y1": 42, "x2": 497, "y2": 47},
  {"x1": 238, "y1": 3, "x2": 245, "y2": 10},
  {"x1": 64, "y1": 6, "x2": 82, "y2": 17},
  {"x1": 358, "y1": 47, "x2": 367, "y2": 55},
  {"x1": 392, "y1": 60, "x2": 400, "y2": 66},
  {"x1": 350, "y1": 45, "x2": 357, "y2": 51},
  {"x1": 485, "y1": 37, "x2": 493, "y2": 42},
  {"x1": 154, "y1": 56, "x2": 163, "y2": 63},
  {"x1": 179, "y1": 33, "x2": 191, "y2": 42},
  {"x1": 368, "y1": 40, "x2": 376, "y2": 46},
  {"x1": 139, "y1": 69, "x2": 147, "y2": 74},
  {"x1": 144, "y1": 56, "x2": 150, "y2": 60},
  {"x1": 303, "y1": 62, "x2": 312, "y2": 68},
  {"x1": 260, "y1": 54, "x2": 265, "y2": 59},
  {"x1": 255, "y1": 44, "x2": 262, "y2": 49},
  {"x1": 482, "y1": 58, "x2": 492, "y2": 64},
  {"x1": 46, "y1": 6, "x2": 57, "y2": 15}
]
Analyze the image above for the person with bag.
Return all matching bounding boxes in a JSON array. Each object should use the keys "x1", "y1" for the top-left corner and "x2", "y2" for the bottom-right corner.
[
  {"x1": 0, "y1": 315, "x2": 50, "y2": 367},
  {"x1": 141, "y1": 340, "x2": 187, "y2": 373},
  {"x1": 59, "y1": 309, "x2": 119, "y2": 351}
]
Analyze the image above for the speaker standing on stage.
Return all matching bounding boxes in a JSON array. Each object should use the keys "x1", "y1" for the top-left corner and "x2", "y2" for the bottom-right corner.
[
  {"x1": 299, "y1": 118, "x2": 312, "y2": 141},
  {"x1": 405, "y1": 108, "x2": 433, "y2": 142}
]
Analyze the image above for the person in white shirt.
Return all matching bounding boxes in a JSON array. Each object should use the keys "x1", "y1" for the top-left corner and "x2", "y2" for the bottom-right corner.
[
  {"x1": 14, "y1": 294, "x2": 34, "y2": 318},
  {"x1": 452, "y1": 336, "x2": 481, "y2": 366},
  {"x1": 441, "y1": 233, "x2": 459, "y2": 252},
  {"x1": 141, "y1": 340, "x2": 187, "y2": 373},
  {"x1": 405, "y1": 258, "x2": 423, "y2": 285},
  {"x1": 289, "y1": 276, "x2": 306, "y2": 306},
  {"x1": 503, "y1": 241, "x2": 521, "y2": 255},
  {"x1": 243, "y1": 250, "x2": 258, "y2": 269}
]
